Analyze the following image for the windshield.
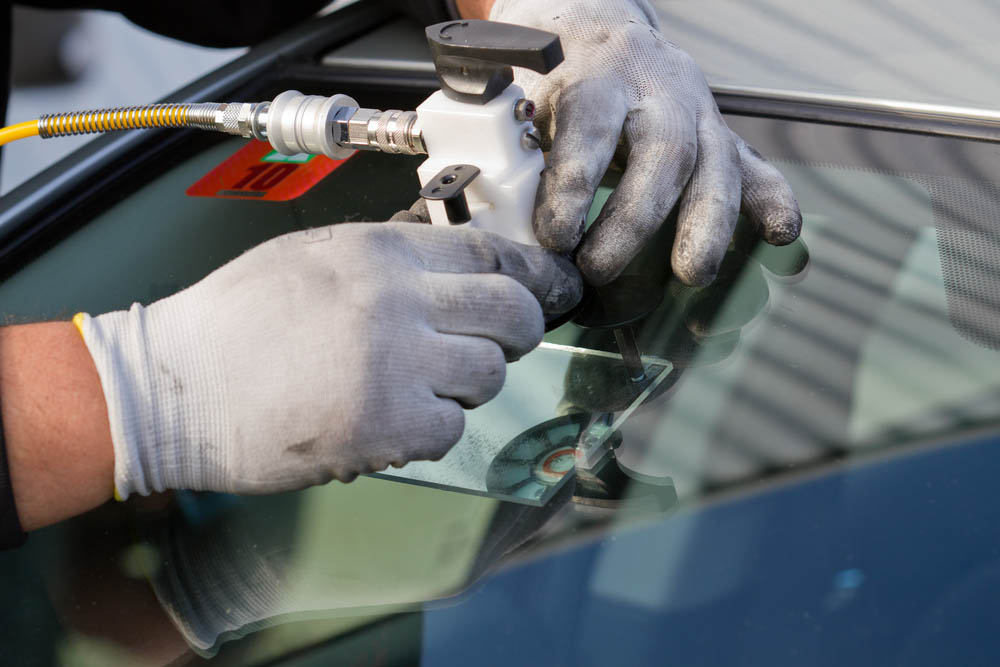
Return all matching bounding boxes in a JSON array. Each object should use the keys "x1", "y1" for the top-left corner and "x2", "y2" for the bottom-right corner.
[
  {"x1": 3, "y1": 43, "x2": 1000, "y2": 667},
  {"x1": 651, "y1": 0, "x2": 1000, "y2": 111},
  {"x1": 323, "y1": 3, "x2": 1000, "y2": 112}
]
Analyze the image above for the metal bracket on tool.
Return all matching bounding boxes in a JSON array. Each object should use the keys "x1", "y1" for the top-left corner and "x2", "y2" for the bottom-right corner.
[{"x1": 419, "y1": 164, "x2": 481, "y2": 224}]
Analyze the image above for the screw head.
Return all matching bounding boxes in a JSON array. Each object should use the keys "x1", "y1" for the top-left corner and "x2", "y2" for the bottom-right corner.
[
  {"x1": 514, "y1": 98, "x2": 536, "y2": 122},
  {"x1": 521, "y1": 128, "x2": 541, "y2": 151}
]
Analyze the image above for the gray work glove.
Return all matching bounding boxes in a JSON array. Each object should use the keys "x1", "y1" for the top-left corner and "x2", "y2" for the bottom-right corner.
[
  {"x1": 78, "y1": 223, "x2": 582, "y2": 499},
  {"x1": 491, "y1": 0, "x2": 803, "y2": 286}
]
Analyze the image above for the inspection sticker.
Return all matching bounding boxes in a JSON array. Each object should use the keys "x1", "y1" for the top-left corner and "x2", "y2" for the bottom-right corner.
[{"x1": 186, "y1": 139, "x2": 351, "y2": 201}]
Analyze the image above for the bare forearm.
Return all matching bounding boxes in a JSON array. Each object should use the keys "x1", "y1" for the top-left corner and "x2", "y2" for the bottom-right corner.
[
  {"x1": 456, "y1": 0, "x2": 494, "y2": 19},
  {"x1": 0, "y1": 322, "x2": 113, "y2": 531}
]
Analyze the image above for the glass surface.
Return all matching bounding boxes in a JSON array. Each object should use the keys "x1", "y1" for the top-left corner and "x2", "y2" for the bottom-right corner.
[
  {"x1": 561, "y1": 162, "x2": 1000, "y2": 497},
  {"x1": 323, "y1": 7, "x2": 1000, "y2": 111},
  {"x1": 651, "y1": 0, "x2": 1000, "y2": 110},
  {"x1": 0, "y1": 138, "x2": 423, "y2": 321},
  {"x1": 3, "y1": 111, "x2": 1000, "y2": 663},
  {"x1": 376, "y1": 343, "x2": 672, "y2": 506}
]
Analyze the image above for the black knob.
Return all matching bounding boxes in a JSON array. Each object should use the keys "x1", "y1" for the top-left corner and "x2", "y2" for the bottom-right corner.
[{"x1": 426, "y1": 20, "x2": 564, "y2": 105}]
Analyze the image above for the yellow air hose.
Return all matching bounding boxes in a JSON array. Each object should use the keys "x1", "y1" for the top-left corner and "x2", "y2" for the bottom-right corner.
[
  {"x1": 0, "y1": 102, "x2": 237, "y2": 147},
  {"x1": 0, "y1": 120, "x2": 39, "y2": 146}
]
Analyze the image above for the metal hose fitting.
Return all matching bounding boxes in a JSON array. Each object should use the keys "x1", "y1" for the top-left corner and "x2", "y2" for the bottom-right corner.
[
  {"x1": 340, "y1": 109, "x2": 424, "y2": 155},
  {"x1": 266, "y1": 91, "x2": 426, "y2": 159},
  {"x1": 265, "y1": 91, "x2": 424, "y2": 159}
]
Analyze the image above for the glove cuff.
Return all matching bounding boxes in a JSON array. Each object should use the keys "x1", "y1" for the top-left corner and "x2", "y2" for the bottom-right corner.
[{"x1": 79, "y1": 293, "x2": 230, "y2": 498}]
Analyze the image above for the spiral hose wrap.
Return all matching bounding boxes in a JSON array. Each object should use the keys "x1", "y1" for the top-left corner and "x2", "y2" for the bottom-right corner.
[{"x1": 37, "y1": 103, "x2": 224, "y2": 138}]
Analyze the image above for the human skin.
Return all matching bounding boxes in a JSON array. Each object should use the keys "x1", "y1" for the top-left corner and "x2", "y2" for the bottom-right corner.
[
  {"x1": 456, "y1": 0, "x2": 495, "y2": 20},
  {"x1": 0, "y1": 322, "x2": 114, "y2": 531}
]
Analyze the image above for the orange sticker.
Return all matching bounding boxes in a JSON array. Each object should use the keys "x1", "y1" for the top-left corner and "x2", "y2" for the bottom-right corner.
[{"x1": 186, "y1": 140, "x2": 351, "y2": 201}]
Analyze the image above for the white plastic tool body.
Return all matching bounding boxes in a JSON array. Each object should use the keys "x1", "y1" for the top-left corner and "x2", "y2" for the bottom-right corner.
[{"x1": 416, "y1": 85, "x2": 543, "y2": 246}]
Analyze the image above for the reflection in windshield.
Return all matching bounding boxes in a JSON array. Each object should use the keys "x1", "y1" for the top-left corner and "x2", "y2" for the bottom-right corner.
[
  {"x1": 4, "y1": 114, "x2": 1000, "y2": 663},
  {"x1": 653, "y1": 0, "x2": 1000, "y2": 111},
  {"x1": 376, "y1": 343, "x2": 673, "y2": 506}
]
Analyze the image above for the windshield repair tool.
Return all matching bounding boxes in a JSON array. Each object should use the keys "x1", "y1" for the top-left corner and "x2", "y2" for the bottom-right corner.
[
  {"x1": 0, "y1": 20, "x2": 563, "y2": 246},
  {"x1": 574, "y1": 275, "x2": 665, "y2": 383},
  {"x1": 486, "y1": 413, "x2": 677, "y2": 513}
]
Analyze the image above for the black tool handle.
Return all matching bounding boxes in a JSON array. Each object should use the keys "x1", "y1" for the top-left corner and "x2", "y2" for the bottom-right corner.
[{"x1": 426, "y1": 20, "x2": 563, "y2": 104}]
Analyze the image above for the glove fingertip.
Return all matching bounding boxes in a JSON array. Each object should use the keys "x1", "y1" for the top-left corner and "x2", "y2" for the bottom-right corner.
[
  {"x1": 576, "y1": 245, "x2": 626, "y2": 287},
  {"x1": 541, "y1": 253, "x2": 585, "y2": 313},
  {"x1": 533, "y1": 209, "x2": 586, "y2": 255},
  {"x1": 533, "y1": 176, "x2": 597, "y2": 255},
  {"x1": 673, "y1": 265, "x2": 717, "y2": 288},
  {"x1": 759, "y1": 205, "x2": 803, "y2": 246},
  {"x1": 389, "y1": 199, "x2": 432, "y2": 224},
  {"x1": 671, "y1": 251, "x2": 722, "y2": 288},
  {"x1": 388, "y1": 210, "x2": 423, "y2": 223}
]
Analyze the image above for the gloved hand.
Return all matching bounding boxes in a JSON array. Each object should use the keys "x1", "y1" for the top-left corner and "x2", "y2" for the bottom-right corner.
[
  {"x1": 78, "y1": 222, "x2": 582, "y2": 499},
  {"x1": 490, "y1": 0, "x2": 803, "y2": 286},
  {"x1": 561, "y1": 229, "x2": 810, "y2": 414}
]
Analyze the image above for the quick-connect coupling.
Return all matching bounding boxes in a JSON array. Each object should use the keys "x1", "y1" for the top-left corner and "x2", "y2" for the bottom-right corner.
[
  {"x1": 264, "y1": 90, "x2": 425, "y2": 159},
  {"x1": 266, "y1": 91, "x2": 359, "y2": 159},
  {"x1": 341, "y1": 108, "x2": 425, "y2": 155}
]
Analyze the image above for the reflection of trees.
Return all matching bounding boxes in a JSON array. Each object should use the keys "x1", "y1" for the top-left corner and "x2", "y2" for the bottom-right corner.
[
  {"x1": 607, "y1": 113, "x2": 1000, "y2": 498},
  {"x1": 655, "y1": 0, "x2": 1000, "y2": 108}
]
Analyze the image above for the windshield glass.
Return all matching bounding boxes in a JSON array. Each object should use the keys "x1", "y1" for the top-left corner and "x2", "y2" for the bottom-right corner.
[
  {"x1": 3, "y1": 78, "x2": 1000, "y2": 667},
  {"x1": 651, "y1": 0, "x2": 1000, "y2": 111}
]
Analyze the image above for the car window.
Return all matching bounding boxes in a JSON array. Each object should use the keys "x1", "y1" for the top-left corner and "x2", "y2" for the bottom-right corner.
[
  {"x1": 651, "y1": 0, "x2": 1000, "y2": 111},
  {"x1": 2, "y1": 70, "x2": 1000, "y2": 667}
]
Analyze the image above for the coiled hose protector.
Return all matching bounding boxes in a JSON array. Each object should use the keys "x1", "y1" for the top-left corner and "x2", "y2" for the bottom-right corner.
[{"x1": 37, "y1": 103, "x2": 224, "y2": 138}]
